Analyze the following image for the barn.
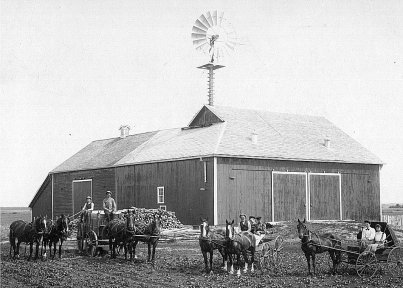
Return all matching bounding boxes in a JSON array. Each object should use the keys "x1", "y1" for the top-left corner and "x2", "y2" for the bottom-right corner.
[{"x1": 29, "y1": 105, "x2": 383, "y2": 225}]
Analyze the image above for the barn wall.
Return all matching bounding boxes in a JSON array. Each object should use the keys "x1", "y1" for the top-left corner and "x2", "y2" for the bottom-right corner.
[
  {"x1": 217, "y1": 157, "x2": 380, "y2": 223},
  {"x1": 52, "y1": 168, "x2": 115, "y2": 217},
  {"x1": 31, "y1": 176, "x2": 52, "y2": 219},
  {"x1": 115, "y1": 158, "x2": 214, "y2": 225}
]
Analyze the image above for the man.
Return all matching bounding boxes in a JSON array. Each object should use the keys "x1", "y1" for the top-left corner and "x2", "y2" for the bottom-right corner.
[
  {"x1": 360, "y1": 220, "x2": 375, "y2": 245},
  {"x1": 103, "y1": 191, "x2": 116, "y2": 222},
  {"x1": 239, "y1": 214, "x2": 251, "y2": 232},
  {"x1": 80, "y1": 196, "x2": 94, "y2": 222},
  {"x1": 255, "y1": 217, "x2": 265, "y2": 235},
  {"x1": 249, "y1": 216, "x2": 257, "y2": 233}
]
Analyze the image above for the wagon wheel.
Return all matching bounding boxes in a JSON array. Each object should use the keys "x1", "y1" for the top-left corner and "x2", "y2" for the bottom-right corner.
[
  {"x1": 76, "y1": 223, "x2": 85, "y2": 252},
  {"x1": 356, "y1": 252, "x2": 378, "y2": 278},
  {"x1": 272, "y1": 235, "x2": 284, "y2": 268},
  {"x1": 258, "y1": 242, "x2": 271, "y2": 270},
  {"x1": 387, "y1": 246, "x2": 403, "y2": 277},
  {"x1": 85, "y1": 230, "x2": 98, "y2": 257}
]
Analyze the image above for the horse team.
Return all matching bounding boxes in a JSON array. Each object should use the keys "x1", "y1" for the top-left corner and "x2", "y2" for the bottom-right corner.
[
  {"x1": 9, "y1": 210, "x2": 161, "y2": 264},
  {"x1": 9, "y1": 214, "x2": 343, "y2": 277}
]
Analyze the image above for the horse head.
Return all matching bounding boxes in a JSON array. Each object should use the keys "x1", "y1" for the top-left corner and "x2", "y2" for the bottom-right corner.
[
  {"x1": 297, "y1": 218, "x2": 308, "y2": 239},
  {"x1": 58, "y1": 214, "x2": 69, "y2": 236},
  {"x1": 34, "y1": 215, "x2": 48, "y2": 234},
  {"x1": 199, "y1": 217, "x2": 209, "y2": 238},
  {"x1": 125, "y1": 210, "x2": 136, "y2": 233},
  {"x1": 151, "y1": 214, "x2": 161, "y2": 235},
  {"x1": 225, "y1": 219, "x2": 235, "y2": 240}
]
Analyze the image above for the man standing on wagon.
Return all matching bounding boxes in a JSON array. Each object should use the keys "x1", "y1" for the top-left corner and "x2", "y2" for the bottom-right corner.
[{"x1": 103, "y1": 191, "x2": 116, "y2": 222}]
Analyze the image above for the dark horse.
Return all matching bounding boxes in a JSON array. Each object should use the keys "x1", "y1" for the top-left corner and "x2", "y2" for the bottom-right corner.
[
  {"x1": 198, "y1": 217, "x2": 226, "y2": 273},
  {"x1": 43, "y1": 215, "x2": 70, "y2": 259},
  {"x1": 9, "y1": 216, "x2": 48, "y2": 260},
  {"x1": 106, "y1": 210, "x2": 136, "y2": 259},
  {"x1": 129, "y1": 215, "x2": 161, "y2": 264},
  {"x1": 224, "y1": 219, "x2": 256, "y2": 276},
  {"x1": 297, "y1": 218, "x2": 341, "y2": 275}
]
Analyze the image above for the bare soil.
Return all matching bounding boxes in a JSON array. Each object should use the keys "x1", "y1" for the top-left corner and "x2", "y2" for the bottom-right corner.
[{"x1": 1, "y1": 221, "x2": 402, "y2": 288}]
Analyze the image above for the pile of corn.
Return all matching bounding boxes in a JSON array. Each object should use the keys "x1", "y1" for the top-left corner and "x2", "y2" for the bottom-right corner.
[{"x1": 129, "y1": 207, "x2": 184, "y2": 229}]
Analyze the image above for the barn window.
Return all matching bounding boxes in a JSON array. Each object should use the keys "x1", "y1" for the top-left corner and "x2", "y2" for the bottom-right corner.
[
  {"x1": 159, "y1": 205, "x2": 166, "y2": 211},
  {"x1": 157, "y1": 186, "x2": 164, "y2": 204}
]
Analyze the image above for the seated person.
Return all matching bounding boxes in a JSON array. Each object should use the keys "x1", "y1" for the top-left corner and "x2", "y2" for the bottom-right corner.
[
  {"x1": 254, "y1": 216, "x2": 266, "y2": 235},
  {"x1": 103, "y1": 190, "x2": 116, "y2": 222},
  {"x1": 359, "y1": 220, "x2": 375, "y2": 246},
  {"x1": 239, "y1": 214, "x2": 251, "y2": 232},
  {"x1": 366, "y1": 224, "x2": 386, "y2": 252},
  {"x1": 80, "y1": 196, "x2": 94, "y2": 222},
  {"x1": 249, "y1": 216, "x2": 257, "y2": 233}
]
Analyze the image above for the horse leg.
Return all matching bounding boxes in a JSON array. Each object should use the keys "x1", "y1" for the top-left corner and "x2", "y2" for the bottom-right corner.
[
  {"x1": 236, "y1": 253, "x2": 242, "y2": 276},
  {"x1": 59, "y1": 239, "x2": 63, "y2": 258},
  {"x1": 305, "y1": 252, "x2": 311, "y2": 275},
  {"x1": 28, "y1": 241, "x2": 33, "y2": 261},
  {"x1": 250, "y1": 248, "x2": 255, "y2": 273},
  {"x1": 242, "y1": 250, "x2": 249, "y2": 273},
  {"x1": 53, "y1": 241, "x2": 57, "y2": 259},
  {"x1": 228, "y1": 253, "x2": 234, "y2": 274},
  {"x1": 34, "y1": 240, "x2": 40, "y2": 260},
  {"x1": 209, "y1": 249, "x2": 214, "y2": 274},
  {"x1": 201, "y1": 249, "x2": 208, "y2": 273},
  {"x1": 311, "y1": 253, "x2": 316, "y2": 275},
  {"x1": 16, "y1": 240, "x2": 21, "y2": 259}
]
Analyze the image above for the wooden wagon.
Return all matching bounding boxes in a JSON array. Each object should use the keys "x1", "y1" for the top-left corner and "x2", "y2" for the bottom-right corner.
[
  {"x1": 76, "y1": 210, "x2": 119, "y2": 256},
  {"x1": 328, "y1": 221, "x2": 402, "y2": 278}
]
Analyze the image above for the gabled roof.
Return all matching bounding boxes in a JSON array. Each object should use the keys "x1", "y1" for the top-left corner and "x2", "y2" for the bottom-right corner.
[{"x1": 51, "y1": 105, "x2": 382, "y2": 173}]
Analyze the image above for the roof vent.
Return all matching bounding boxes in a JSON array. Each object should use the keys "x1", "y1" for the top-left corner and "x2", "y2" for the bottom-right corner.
[
  {"x1": 119, "y1": 125, "x2": 131, "y2": 138},
  {"x1": 251, "y1": 131, "x2": 258, "y2": 144},
  {"x1": 324, "y1": 136, "x2": 330, "y2": 148}
]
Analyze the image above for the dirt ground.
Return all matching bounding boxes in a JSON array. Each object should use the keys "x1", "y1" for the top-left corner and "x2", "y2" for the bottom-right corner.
[{"x1": 1, "y1": 221, "x2": 402, "y2": 288}]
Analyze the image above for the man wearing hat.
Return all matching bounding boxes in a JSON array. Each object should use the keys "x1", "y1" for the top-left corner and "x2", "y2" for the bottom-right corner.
[
  {"x1": 80, "y1": 196, "x2": 94, "y2": 222},
  {"x1": 103, "y1": 191, "x2": 116, "y2": 221},
  {"x1": 239, "y1": 213, "x2": 251, "y2": 232}
]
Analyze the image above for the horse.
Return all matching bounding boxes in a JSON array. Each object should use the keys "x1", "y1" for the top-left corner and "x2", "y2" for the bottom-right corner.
[
  {"x1": 198, "y1": 217, "x2": 226, "y2": 273},
  {"x1": 106, "y1": 210, "x2": 136, "y2": 259},
  {"x1": 129, "y1": 215, "x2": 161, "y2": 264},
  {"x1": 297, "y1": 218, "x2": 341, "y2": 275},
  {"x1": 44, "y1": 215, "x2": 70, "y2": 259},
  {"x1": 224, "y1": 219, "x2": 256, "y2": 276},
  {"x1": 9, "y1": 216, "x2": 48, "y2": 260}
]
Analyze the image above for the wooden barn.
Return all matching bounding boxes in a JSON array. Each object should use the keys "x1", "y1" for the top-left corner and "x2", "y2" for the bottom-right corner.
[{"x1": 29, "y1": 105, "x2": 383, "y2": 225}]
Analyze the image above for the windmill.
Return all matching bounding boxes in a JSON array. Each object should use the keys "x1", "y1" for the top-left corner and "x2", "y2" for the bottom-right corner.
[{"x1": 191, "y1": 11, "x2": 240, "y2": 106}]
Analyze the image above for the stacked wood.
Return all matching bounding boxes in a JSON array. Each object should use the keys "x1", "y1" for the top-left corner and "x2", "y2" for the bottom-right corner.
[{"x1": 129, "y1": 207, "x2": 184, "y2": 229}]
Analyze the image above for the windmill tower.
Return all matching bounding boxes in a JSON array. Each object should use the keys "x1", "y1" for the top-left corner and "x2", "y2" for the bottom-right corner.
[{"x1": 191, "y1": 11, "x2": 239, "y2": 106}]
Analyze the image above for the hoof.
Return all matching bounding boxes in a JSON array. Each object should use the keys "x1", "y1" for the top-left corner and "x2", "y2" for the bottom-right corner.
[
  {"x1": 229, "y1": 270, "x2": 234, "y2": 275},
  {"x1": 237, "y1": 270, "x2": 241, "y2": 277},
  {"x1": 209, "y1": 270, "x2": 214, "y2": 275},
  {"x1": 251, "y1": 268, "x2": 255, "y2": 273}
]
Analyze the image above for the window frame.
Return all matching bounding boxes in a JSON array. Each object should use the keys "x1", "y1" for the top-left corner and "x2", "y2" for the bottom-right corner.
[{"x1": 157, "y1": 186, "x2": 165, "y2": 204}]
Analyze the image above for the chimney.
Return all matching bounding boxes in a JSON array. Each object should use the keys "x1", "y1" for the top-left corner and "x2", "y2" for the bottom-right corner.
[
  {"x1": 324, "y1": 136, "x2": 330, "y2": 148},
  {"x1": 119, "y1": 125, "x2": 131, "y2": 138},
  {"x1": 251, "y1": 131, "x2": 258, "y2": 144}
]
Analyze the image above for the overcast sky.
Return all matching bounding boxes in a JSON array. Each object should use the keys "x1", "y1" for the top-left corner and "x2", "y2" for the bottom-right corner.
[{"x1": 1, "y1": 0, "x2": 402, "y2": 207}]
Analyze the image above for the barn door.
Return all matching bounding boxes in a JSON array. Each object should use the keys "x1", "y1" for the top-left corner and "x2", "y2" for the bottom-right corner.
[
  {"x1": 309, "y1": 173, "x2": 341, "y2": 220},
  {"x1": 272, "y1": 172, "x2": 307, "y2": 221},
  {"x1": 72, "y1": 180, "x2": 92, "y2": 215}
]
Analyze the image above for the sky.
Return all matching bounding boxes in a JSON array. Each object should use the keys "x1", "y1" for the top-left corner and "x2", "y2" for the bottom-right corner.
[{"x1": 1, "y1": 0, "x2": 402, "y2": 207}]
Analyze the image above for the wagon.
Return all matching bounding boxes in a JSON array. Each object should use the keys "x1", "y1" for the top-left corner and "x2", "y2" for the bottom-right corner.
[
  {"x1": 76, "y1": 210, "x2": 118, "y2": 256},
  {"x1": 332, "y1": 221, "x2": 402, "y2": 278}
]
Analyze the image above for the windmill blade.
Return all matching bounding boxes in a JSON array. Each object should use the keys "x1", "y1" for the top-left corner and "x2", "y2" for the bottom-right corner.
[
  {"x1": 191, "y1": 33, "x2": 206, "y2": 40},
  {"x1": 195, "y1": 42, "x2": 208, "y2": 51},
  {"x1": 194, "y1": 19, "x2": 208, "y2": 31},
  {"x1": 206, "y1": 11, "x2": 214, "y2": 27},
  {"x1": 225, "y1": 42, "x2": 235, "y2": 51},
  {"x1": 199, "y1": 14, "x2": 211, "y2": 29},
  {"x1": 218, "y1": 11, "x2": 224, "y2": 26},
  {"x1": 192, "y1": 26, "x2": 207, "y2": 34},
  {"x1": 193, "y1": 38, "x2": 207, "y2": 47},
  {"x1": 212, "y1": 11, "x2": 218, "y2": 26}
]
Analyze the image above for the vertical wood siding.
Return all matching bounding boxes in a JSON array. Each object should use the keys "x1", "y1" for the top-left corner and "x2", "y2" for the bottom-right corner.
[
  {"x1": 273, "y1": 173, "x2": 306, "y2": 221},
  {"x1": 309, "y1": 174, "x2": 340, "y2": 220},
  {"x1": 217, "y1": 158, "x2": 380, "y2": 223},
  {"x1": 115, "y1": 158, "x2": 214, "y2": 225},
  {"x1": 31, "y1": 176, "x2": 52, "y2": 219},
  {"x1": 52, "y1": 168, "x2": 115, "y2": 217}
]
